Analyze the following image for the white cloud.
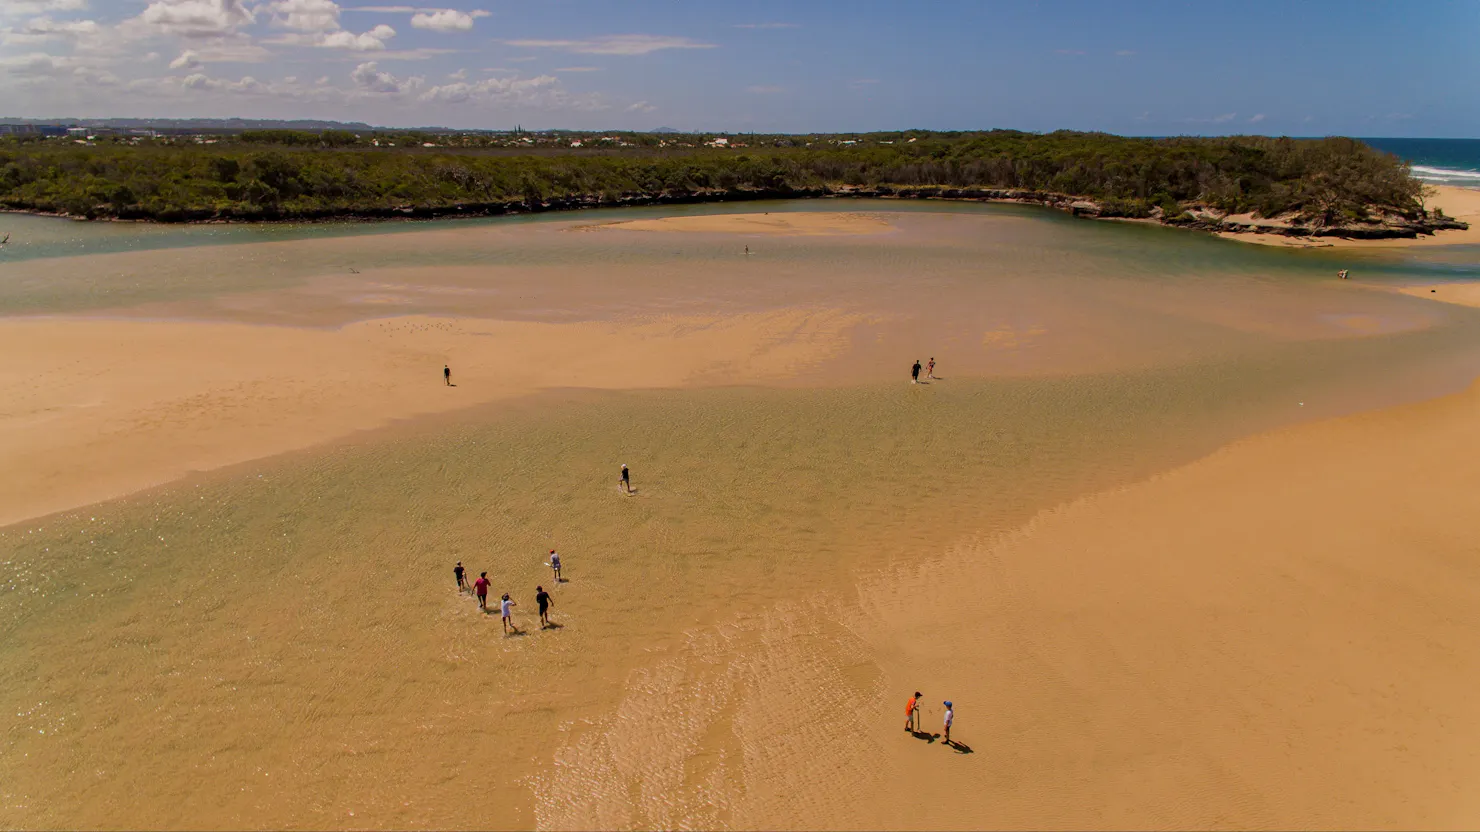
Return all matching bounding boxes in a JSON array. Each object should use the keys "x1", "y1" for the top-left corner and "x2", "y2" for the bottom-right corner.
[
  {"x1": 1054, "y1": 48, "x2": 1086, "y2": 56},
  {"x1": 350, "y1": 59, "x2": 419, "y2": 92},
  {"x1": 410, "y1": 8, "x2": 488, "y2": 32},
  {"x1": 0, "y1": 51, "x2": 81, "y2": 76},
  {"x1": 733, "y1": 23, "x2": 798, "y2": 29},
  {"x1": 268, "y1": 0, "x2": 341, "y2": 32},
  {"x1": 418, "y1": 74, "x2": 605, "y2": 110},
  {"x1": 318, "y1": 23, "x2": 394, "y2": 49},
  {"x1": 1248, "y1": 113, "x2": 1266, "y2": 123},
  {"x1": 342, "y1": 4, "x2": 417, "y2": 10},
  {"x1": 504, "y1": 34, "x2": 715, "y2": 56},
  {"x1": 1212, "y1": 112, "x2": 1236, "y2": 123},
  {"x1": 140, "y1": 0, "x2": 255, "y2": 37},
  {"x1": 746, "y1": 85, "x2": 783, "y2": 94},
  {"x1": 626, "y1": 100, "x2": 655, "y2": 113},
  {"x1": 1115, "y1": 49, "x2": 1136, "y2": 56},
  {"x1": 16, "y1": 16, "x2": 100, "y2": 36},
  {"x1": 170, "y1": 49, "x2": 202, "y2": 69},
  {"x1": 0, "y1": 0, "x2": 87, "y2": 16}
]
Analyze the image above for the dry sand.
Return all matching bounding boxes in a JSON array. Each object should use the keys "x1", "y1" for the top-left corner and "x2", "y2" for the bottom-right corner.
[
  {"x1": 1217, "y1": 184, "x2": 1480, "y2": 248},
  {"x1": 0, "y1": 309, "x2": 858, "y2": 528},
  {"x1": 840, "y1": 377, "x2": 1480, "y2": 829},
  {"x1": 591, "y1": 211, "x2": 893, "y2": 235}
]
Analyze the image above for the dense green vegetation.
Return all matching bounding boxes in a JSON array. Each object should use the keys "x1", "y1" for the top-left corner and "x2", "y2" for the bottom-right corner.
[{"x1": 0, "y1": 130, "x2": 1426, "y2": 225}]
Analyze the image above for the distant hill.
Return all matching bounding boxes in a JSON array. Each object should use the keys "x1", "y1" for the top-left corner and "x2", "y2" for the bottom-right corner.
[{"x1": 651, "y1": 127, "x2": 680, "y2": 134}]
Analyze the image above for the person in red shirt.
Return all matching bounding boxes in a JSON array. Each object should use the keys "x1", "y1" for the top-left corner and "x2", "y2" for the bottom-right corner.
[
  {"x1": 473, "y1": 572, "x2": 490, "y2": 610},
  {"x1": 905, "y1": 691, "x2": 922, "y2": 732}
]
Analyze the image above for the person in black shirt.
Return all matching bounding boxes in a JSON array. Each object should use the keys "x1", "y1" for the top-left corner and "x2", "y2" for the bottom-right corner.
[
  {"x1": 454, "y1": 561, "x2": 466, "y2": 591},
  {"x1": 444, "y1": 365, "x2": 452, "y2": 386},
  {"x1": 620, "y1": 463, "x2": 631, "y2": 495},
  {"x1": 911, "y1": 360, "x2": 921, "y2": 383},
  {"x1": 536, "y1": 585, "x2": 553, "y2": 627}
]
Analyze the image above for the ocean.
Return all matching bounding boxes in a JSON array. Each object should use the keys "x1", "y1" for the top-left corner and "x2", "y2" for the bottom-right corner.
[{"x1": 1364, "y1": 137, "x2": 1480, "y2": 188}]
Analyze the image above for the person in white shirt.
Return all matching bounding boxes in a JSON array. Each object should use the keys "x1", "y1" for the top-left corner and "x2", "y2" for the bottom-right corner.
[
  {"x1": 500, "y1": 593, "x2": 518, "y2": 635},
  {"x1": 942, "y1": 701, "x2": 954, "y2": 746}
]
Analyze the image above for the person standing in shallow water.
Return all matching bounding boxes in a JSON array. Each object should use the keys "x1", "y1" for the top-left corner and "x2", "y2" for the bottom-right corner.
[
  {"x1": 500, "y1": 593, "x2": 518, "y2": 634},
  {"x1": 444, "y1": 364, "x2": 451, "y2": 386},
  {"x1": 454, "y1": 561, "x2": 466, "y2": 592},
  {"x1": 927, "y1": 358, "x2": 936, "y2": 380},
  {"x1": 536, "y1": 585, "x2": 553, "y2": 627},
  {"x1": 473, "y1": 572, "x2": 490, "y2": 610},
  {"x1": 549, "y1": 550, "x2": 562, "y2": 582},
  {"x1": 619, "y1": 463, "x2": 631, "y2": 495},
  {"x1": 911, "y1": 360, "x2": 922, "y2": 383}
]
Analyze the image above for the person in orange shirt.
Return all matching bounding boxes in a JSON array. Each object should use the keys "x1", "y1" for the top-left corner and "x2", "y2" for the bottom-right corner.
[{"x1": 905, "y1": 691, "x2": 922, "y2": 732}]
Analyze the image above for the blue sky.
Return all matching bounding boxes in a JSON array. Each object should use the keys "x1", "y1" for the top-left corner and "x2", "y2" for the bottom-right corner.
[{"x1": 1, "y1": 0, "x2": 1476, "y2": 135}]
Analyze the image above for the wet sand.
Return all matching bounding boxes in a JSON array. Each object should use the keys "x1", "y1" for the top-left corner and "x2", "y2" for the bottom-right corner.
[
  {"x1": 0, "y1": 309, "x2": 859, "y2": 528},
  {"x1": 590, "y1": 211, "x2": 893, "y2": 235}
]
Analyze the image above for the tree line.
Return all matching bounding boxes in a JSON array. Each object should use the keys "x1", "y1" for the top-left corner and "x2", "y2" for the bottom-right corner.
[{"x1": 0, "y1": 130, "x2": 1426, "y2": 225}]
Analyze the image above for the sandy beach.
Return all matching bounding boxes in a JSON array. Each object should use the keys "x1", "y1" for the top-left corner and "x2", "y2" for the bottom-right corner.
[
  {"x1": 5, "y1": 203, "x2": 1480, "y2": 830},
  {"x1": 1218, "y1": 184, "x2": 1480, "y2": 248},
  {"x1": 590, "y1": 211, "x2": 894, "y2": 235}
]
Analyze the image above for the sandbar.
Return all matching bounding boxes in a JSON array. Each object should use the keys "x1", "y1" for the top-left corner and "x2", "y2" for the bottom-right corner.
[
  {"x1": 591, "y1": 211, "x2": 893, "y2": 235},
  {"x1": 0, "y1": 309, "x2": 858, "y2": 528}
]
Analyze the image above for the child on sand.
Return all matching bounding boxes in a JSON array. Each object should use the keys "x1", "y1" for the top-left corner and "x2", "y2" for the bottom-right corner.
[
  {"x1": 549, "y1": 550, "x2": 562, "y2": 581},
  {"x1": 501, "y1": 593, "x2": 518, "y2": 634},
  {"x1": 619, "y1": 463, "x2": 631, "y2": 494},
  {"x1": 905, "y1": 691, "x2": 922, "y2": 732},
  {"x1": 454, "y1": 561, "x2": 466, "y2": 591},
  {"x1": 444, "y1": 365, "x2": 452, "y2": 385},
  {"x1": 927, "y1": 358, "x2": 936, "y2": 379},
  {"x1": 942, "y1": 701, "x2": 954, "y2": 745}
]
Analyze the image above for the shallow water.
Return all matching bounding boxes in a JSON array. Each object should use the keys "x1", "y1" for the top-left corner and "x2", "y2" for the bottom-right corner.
[{"x1": 3, "y1": 203, "x2": 1480, "y2": 828}]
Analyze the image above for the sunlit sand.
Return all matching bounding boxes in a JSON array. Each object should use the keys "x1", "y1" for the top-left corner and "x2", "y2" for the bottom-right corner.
[{"x1": 591, "y1": 210, "x2": 893, "y2": 235}]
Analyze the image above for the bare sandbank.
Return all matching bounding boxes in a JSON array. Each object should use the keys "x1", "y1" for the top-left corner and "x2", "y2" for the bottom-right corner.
[
  {"x1": 588, "y1": 211, "x2": 893, "y2": 235},
  {"x1": 0, "y1": 309, "x2": 858, "y2": 528}
]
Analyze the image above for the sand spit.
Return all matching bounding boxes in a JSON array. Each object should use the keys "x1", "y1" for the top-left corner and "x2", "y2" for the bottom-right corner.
[
  {"x1": 0, "y1": 309, "x2": 858, "y2": 528},
  {"x1": 1217, "y1": 184, "x2": 1480, "y2": 249},
  {"x1": 590, "y1": 211, "x2": 894, "y2": 236},
  {"x1": 547, "y1": 377, "x2": 1480, "y2": 830}
]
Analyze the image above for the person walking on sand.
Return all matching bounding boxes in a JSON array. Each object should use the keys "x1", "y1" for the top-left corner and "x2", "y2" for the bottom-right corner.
[
  {"x1": 473, "y1": 572, "x2": 490, "y2": 610},
  {"x1": 500, "y1": 593, "x2": 518, "y2": 634},
  {"x1": 619, "y1": 463, "x2": 631, "y2": 495},
  {"x1": 549, "y1": 550, "x2": 562, "y2": 582},
  {"x1": 942, "y1": 700, "x2": 954, "y2": 746},
  {"x1": 444, "y1": 364, "x2": 452, "y2": 385},
  {"x1": 927, "y1": 358, "x2": 936, "y2": 380},
  {"x1": 454, "y1": 561, "x2": 466, "y2": 592},
  {"x1": 905, "y1": 691, "x2": 922, "y2": 732},
  {"x1": 911, "y1": 360, "x2": 922, "y2": 384},
  {"x1": 536, "y1": 585, "x2": 553, "y2": 628}
]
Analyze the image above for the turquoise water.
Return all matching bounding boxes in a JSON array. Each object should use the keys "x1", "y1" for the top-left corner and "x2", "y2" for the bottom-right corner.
[{"x1": 1365, "y1": 137, "x2": 1480, "y2": 187}]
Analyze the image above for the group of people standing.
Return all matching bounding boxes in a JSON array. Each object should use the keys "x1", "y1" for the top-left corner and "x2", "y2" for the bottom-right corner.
[
  {"x1": 905, "y1": 690, "x2": 960, "y2": 748},
  {"x1": 454, "y1": 556, "x2": 559, "y2": 634}
]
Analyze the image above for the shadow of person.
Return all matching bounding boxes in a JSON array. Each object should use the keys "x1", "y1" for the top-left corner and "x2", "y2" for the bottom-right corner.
[
  {"x1": 910, "y1": 730, "x2": 938, "y2": 743},
  {"x1": 945, "y1": 740, "x2": 973, "y2": 754},
  {"x1": 556, "y1": 577, "x2": 569, "y2": 584},
  {"x1": 505, "y1": 629, "x2": 527, "y2": 638},
  {"x1": 540, "y1": 621, "x2": 565, "y2": 630}
]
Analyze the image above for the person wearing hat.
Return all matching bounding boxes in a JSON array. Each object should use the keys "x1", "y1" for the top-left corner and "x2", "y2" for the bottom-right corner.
[
  {"x1": 942, "y1": 701, "x2": 954, "y2": 745},
  {"x1": 619, "y1": 463, "x2": 631, "y2": 495},
  {"x1": 905, "y1": 691, "x2": 922, "y2": 732}
]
